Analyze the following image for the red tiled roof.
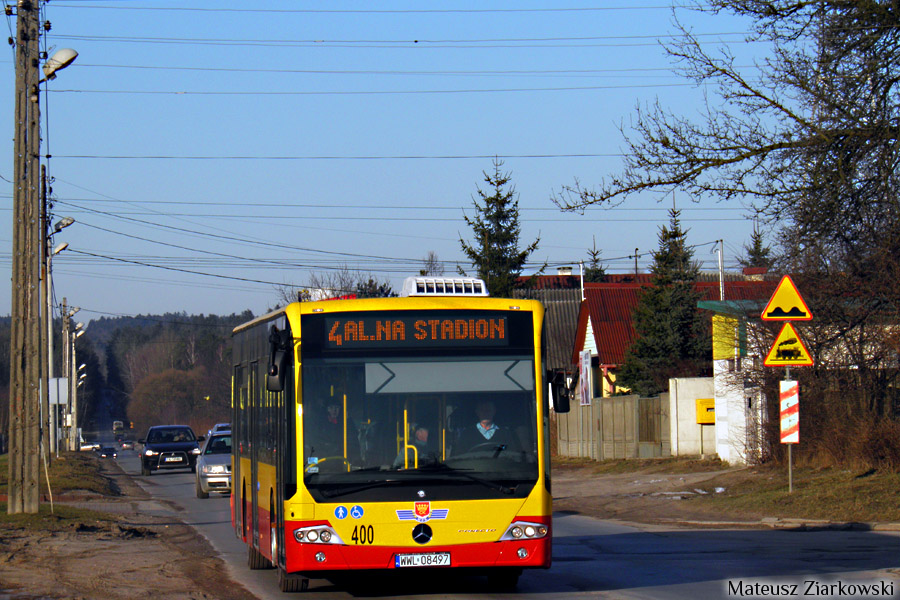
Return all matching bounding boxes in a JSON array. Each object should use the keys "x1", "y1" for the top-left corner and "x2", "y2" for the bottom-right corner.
[
  {"x1": 571, "y1": 279, "x2": 775, "y2": 366},
  {"x1": 515, "y1": 275, "x2": 581, "y2": 289}
]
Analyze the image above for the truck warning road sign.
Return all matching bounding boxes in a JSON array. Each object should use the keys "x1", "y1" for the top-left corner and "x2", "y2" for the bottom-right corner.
[
  {"x1": 764, "y1": 323, "x2": 814, "y2": 367},
  {"x1": 761, "y1": 275, "x2": 813, "y2": 321}
]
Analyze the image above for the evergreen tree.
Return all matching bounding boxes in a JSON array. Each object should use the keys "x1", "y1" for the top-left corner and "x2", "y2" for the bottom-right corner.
[
  {"x1": 583, "y1": 237, "x2": 607, "y2": 283},
  {"x1": 738, "y1": 223, "x2": 774, "y2": 270},
  {"x1": 355, "y1": 278, "x2": 396, "y2": 298},
  {"x1": 459, "y1": 158, "x2": 543, "y2": 297},
  {"x1": 618, "y1": 209, "x2": 710, "y2": 396}
]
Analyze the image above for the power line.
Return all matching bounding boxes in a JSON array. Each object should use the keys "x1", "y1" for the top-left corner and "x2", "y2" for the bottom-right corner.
[
  {"x1": 52, "y1": 152, "x2": 621, "y2": 160},
  {"x1": 49, "y1": 31, "x2": 753, "y2": 46},
  {"x1": 52, "y1": 5, "x2": 677, "y2": 14},
  {"x1": 50, "y1": 82, "x2": 696, "y2": 96}
]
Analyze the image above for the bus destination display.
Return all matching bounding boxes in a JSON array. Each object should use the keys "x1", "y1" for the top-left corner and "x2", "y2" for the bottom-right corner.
[{"x1": 326, "y1": 314, "x2": 509, "y2": 349}]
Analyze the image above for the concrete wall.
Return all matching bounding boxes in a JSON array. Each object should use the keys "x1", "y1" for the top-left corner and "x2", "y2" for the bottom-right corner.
[
  {"x1": 713, "y1": 360, "x2": 766, "y2": 465},
  {"x1": 556, "y1": 394, "x2": 670, "y2": 460},
  {"x1": 668, "y1": 377, "x2": 716, "y2": 457}
]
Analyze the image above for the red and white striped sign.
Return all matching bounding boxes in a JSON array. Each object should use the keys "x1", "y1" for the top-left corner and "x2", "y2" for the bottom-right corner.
[{"x1": 780, "y1": 381, "x2": 799, "y2": 444}]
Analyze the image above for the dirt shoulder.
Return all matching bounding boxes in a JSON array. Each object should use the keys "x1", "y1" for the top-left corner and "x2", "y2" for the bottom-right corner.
[
  {"x1": 553, "y1": 462, "x2": 758, "y2": 526},
  {"x1": 552, "y1": 459, "x2": 900, "y2": 529},
  {"x1": 0, "y1": 459, "x2": 257, "y2": 600}
]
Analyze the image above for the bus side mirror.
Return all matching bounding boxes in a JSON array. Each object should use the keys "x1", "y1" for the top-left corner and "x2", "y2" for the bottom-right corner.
[
  {"x1": 550, "y1": 371, "x2": 573, "y2": 413},
  {"x1": 267, "y1": 326, "x2": 290, "y2": 392}
]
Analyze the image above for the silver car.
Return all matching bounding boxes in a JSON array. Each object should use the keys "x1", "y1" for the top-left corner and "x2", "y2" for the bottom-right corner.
[{"x1": 195, "y1": 431, "x2": 232, "y2": 499}]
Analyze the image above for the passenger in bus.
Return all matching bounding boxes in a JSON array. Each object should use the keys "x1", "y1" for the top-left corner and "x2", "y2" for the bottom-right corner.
[
  {"x1": 392, "y1": 426, "x2": 437, "y2": 469},
  {"x1": 307, "y1": 400, "x2": 360, "y2": 464},
  {"x1": 455, "y1": 400, "x2": 518, "y2": 454}
]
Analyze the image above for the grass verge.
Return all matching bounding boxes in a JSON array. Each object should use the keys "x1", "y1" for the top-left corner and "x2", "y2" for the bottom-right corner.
[
  {"x1": 0, "y1": 451, "x2": 122, "y2": 531},
  {"x1": 553, "y1": 455, "x2": 729, "y2": 475},
  {"x1": 0, "y1": 451, "x2": 118, "y2": 497},
  {"x1": 0, "y1": 502, "x2": 119, "y2": 531},
  {"x1": 696, "y1": 465, "x2": 900, "y2": 523}
]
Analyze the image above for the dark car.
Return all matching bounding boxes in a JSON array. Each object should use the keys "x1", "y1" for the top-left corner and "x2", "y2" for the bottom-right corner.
[
  {"x1": 139, "y1": 425, "x2": 203, "y2": 476},
  {"x1": 98, "y1": 446, "x2": 118, "y2": 459}
]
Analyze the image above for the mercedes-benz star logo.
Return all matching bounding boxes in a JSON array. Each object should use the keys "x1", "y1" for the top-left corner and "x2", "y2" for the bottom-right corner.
[
  {"x1": 412, "y1": 523, "x2": 432, "y2": 545},
  {"x1": 417, "y1": 490, "x2": 426, "y2": 498}
]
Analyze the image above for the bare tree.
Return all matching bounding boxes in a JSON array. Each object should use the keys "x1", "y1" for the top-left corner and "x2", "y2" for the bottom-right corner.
[
  {"x1": 554, "y1": 1, "x2": 900, "y2": 466},
  {"x1": 420, "y1": 251, "x2": 445, "y2": 276}
]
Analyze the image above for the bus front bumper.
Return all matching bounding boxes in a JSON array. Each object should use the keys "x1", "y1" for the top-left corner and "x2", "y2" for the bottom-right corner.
[{"x1": 283, "y1": 535, "x2": 551, "y2": 573}]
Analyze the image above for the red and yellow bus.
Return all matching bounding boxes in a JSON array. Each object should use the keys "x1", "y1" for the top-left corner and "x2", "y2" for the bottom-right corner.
[{"x1": 231, "y1": 277, "x2": 567, "y2": 592}]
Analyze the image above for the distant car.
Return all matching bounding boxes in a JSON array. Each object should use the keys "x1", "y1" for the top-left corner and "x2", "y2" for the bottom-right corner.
[
  {"x1": 120, "y1": 440, "x2": 134, "y2": 450},
  {"x1": 207, "y1": 422, "x2": 231, "y2": 437},
  {"x1": 98, "y1": 446, "x2": 118, "y2": 459},
  {"x1": 80, "y1": 442, "x2": 100, "y2": 451},
  {"x1": 139, "y1": 425, "x2": 203, "y2": 476},
  {"x1": 195, "y1": 432, "x2": 232, "y2": 499}
]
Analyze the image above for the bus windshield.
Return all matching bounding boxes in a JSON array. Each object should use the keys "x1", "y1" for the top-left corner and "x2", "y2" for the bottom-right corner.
[{"x1": 301, "y1": 355, "x2": 538, "y2": 501}]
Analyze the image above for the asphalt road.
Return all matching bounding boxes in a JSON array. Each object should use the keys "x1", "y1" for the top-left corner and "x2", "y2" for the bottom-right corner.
[{"x1": 116, "y1": 451, "x2": 900, "y2": 599}]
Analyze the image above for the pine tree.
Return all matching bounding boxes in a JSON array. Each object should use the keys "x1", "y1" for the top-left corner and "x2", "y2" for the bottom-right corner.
[
  {"x1": 618, "y1": 209, "x2": 710, "y2": 396},
  {"x1": 738, "y1": 223, "x2": 774, "y2": 270},
  {"x1": 459, "y1": 159, "x2": 543, "y2": 297},
  {"x1": 583, "y1": 237, "x2": 607, "y2": 283}
]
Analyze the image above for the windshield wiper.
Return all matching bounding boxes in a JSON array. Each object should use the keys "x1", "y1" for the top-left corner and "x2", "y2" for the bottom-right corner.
[
  {"x1": 419, "y1": 462, "x2": 515, "y2": 495},
  {"x1": 318, "y1": 478, "x2": 405, "y2": 499}
]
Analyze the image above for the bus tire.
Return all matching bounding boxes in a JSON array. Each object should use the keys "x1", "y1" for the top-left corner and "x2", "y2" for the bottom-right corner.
[
  {"x1": 248, "y1": 543, "x2": 270, "y2": 570},
  {"x1": 278, "y1": 568, "x2": 309, "y2": 593}
]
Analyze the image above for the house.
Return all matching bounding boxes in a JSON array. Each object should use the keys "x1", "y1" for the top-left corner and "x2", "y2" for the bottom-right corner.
[
  {"x1": 558, "y1": 271, "x2": 777, "y2": 464},
  {"x1": 571, "y1": 275, "x2": 776, "y2": 399}
]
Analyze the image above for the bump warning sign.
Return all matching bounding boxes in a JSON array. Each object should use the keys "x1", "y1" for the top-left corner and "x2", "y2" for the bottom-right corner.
[{"x1": 761, "y1": 275, "x2": 812, "y2": 321}]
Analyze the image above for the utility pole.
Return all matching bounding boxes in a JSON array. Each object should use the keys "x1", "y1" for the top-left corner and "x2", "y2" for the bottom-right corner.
[
  {"x1": 717, "y1": 239, "x2": 725, "y2": 301},
  {"x1": 9, "y1": 0, "x2": 43, "y2": 515},
  {"x1": 61, "y1": 298, "x2": 71, "y2": 450},
  {"x1": 40, "y1": 165, "x2": 51, "y2": 461}
]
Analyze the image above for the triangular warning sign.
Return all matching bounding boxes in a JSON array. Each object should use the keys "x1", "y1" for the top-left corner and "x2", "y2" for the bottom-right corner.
[
  {"x1": 761, "y1": 275, "x2": 812, "y2": 321},
  {"x1": 764, "y1": 323, "x2": 814, "y2": 367}
]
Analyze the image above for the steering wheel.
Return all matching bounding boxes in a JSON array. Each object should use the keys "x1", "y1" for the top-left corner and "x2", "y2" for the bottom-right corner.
[{"x1": 456, "y1": 442, "x2": 507, "y2": 458}]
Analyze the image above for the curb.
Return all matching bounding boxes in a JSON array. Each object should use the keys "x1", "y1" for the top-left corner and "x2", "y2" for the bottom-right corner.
[{"x1": 662, "y1": 517, "x2": 900, "y2": 531}]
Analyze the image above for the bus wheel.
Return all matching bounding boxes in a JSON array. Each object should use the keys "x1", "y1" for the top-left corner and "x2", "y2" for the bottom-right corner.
[
  {"x1": 278, "y1": 568, "x2": 309, "y2": 593},
  {"x1": 248, "y1": 543, "x2": 270, "y2": 570},
  {"x1": 487, "y1": 568, "x2": 521, "y2": 591}
]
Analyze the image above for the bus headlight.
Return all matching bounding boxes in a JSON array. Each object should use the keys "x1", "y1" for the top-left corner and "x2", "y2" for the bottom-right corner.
[
  {"x1": 293, "y1": 526, "x2": 343, "y2": 545},
  {"x1": 500, "y1": 521, "x2": 549, "y2": 541}
]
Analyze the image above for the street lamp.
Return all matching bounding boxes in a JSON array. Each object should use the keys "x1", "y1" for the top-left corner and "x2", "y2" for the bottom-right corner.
[
  {"x1": 44, "y1": 226, "x2": 72, "y2": 455},
  {"x1": 41, "y1": 48, "x2": 78, "y2": 82}
]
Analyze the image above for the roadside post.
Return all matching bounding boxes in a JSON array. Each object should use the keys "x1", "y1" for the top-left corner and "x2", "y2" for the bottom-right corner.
[{"x1": 761, "y1": 275, "x2": 813, "y2": 493}]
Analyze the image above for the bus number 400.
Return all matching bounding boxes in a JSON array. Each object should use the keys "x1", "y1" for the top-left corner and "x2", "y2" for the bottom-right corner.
[{"x1": 352, "y1": 525, "x2": 374, "y2": 545}]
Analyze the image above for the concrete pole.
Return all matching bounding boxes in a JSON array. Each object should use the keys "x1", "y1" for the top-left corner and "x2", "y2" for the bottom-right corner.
[
  {"x1": 40, "y1": 166, "x2": 51, "y2": 460},
  {"x1": 9, "y1": 0, "x2": 43, "y2": 515},
  {"x1": 62, "y1": 298, "x2": 71, "y2": 450},
  {"x1": 717, "y1": 239, "x2": 726, "y2": 301}
]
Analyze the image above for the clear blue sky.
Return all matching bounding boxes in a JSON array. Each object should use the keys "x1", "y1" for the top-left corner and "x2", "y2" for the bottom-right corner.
[{"x1": 1, "y1": 2, "x2": 762, "y2": 321}]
